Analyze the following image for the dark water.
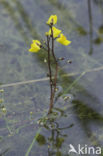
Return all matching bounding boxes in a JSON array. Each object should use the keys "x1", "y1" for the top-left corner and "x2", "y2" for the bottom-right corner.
[{"x1": 0, "y1": 0, "x2": 103, "y2": 155}]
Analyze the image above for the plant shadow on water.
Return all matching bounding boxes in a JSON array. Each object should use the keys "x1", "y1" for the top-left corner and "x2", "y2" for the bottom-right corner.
[
  {"x1": 0, "y1": 0, "x2": 103, "y2": 155},
  {"x1": 36, "y1": 109, "x2": 74, "y2": 156}
]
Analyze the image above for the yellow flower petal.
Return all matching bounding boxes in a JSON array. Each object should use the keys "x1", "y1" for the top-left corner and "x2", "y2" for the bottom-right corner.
[
  {"x1": 56, "y1": 34, "x2": 71, "y2": 46},
  {"x1": 63, "y1": 40, "x2": 71, "y2": 46},
  {"x1": 32, "y1": 40, "x2": 41, "y2": 46},
  {"x1": 46, "y1": 15, "x2": 57, "y2": 25},
  {"x1": 29, "y1": 40, "x2": 41, "y2": 53},
  {"x1": 46, "y1": 26, "x2": 61, "y2": 38},
  {"x1": 29, "y1": 46, "x2": 40, "y2": 52}
]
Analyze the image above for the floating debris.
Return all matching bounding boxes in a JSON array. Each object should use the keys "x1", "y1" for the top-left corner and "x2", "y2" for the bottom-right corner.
[
  {"x1": 44, "y1": 59, "x2": 47, "y2": 63},
  {"x1": 0, "y1": 99, "x2": 4, "y2": 103},
  {"x1": 2, "y1": 107, "x2": 7, "y2": 114},
  {"x1": 63, "y1": 96, "x2": 70, "y2": 101},
  {"x1": 63, "y1": 94, "x2": 74, "y2": 101},
  {"x1": 30, "y1": 111, "x2": 33, "y2": 115},
  {"x1": 58, "y1": 57, "x2": 65, "y2": 61},
  {"x1": 67, "y1": 60, "x2": 72, "y2": 64},
  {"x1": 55, "y1": 88, "x2": 58, "y2": 92},
  {"x1": 56, "y1": 86, "x2": 63, "y2": 92},
  {"x1": 0, "y1": 89, "x2": 4, "y2": 93}
]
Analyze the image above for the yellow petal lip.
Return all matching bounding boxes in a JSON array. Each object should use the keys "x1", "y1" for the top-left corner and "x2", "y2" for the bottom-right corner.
[
  {"x1": 28, "y1": 40, "x2": 41, "y2": 53},
  {"x1": 56, "y1": 34, "x2": 71, "y2": 46},
  {"x1": 29, "y1": 47, "x2": 40, "y2": 53},
  {"x1": 32, "y1": 40, "x2": 41, "y2": 46},
  {"x1": 46, "y1": 26, "x2": 61, "y2": 38},
  {"x1": 46, "y1": 15, "x2": 57, "y2": 25}
]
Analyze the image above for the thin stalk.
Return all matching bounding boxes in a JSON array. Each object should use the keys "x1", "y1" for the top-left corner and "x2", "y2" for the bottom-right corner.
[
  {"x1": 53, "y1": 62, "x2": 58, "y2": 94},
  {"x1": 51, "y1": 26, "x2": 58, "y2": 94},
  {"x1": 88, "y1": 0, "x2": 93, "y2": 55},
  {"x1": 47, "y1": 36, "x2": 54, "y2": 113},
  {"x1": 48, "y1": 26, "x2": 58, "y2": 114},
  {"x1": 51, "y1": 26, "x2": 57, "y2": 62}
]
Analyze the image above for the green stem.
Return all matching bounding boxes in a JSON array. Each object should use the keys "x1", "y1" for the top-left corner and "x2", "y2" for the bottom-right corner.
[{"x1": 25, "y1": 128, "x2": 42, "y2": 156}]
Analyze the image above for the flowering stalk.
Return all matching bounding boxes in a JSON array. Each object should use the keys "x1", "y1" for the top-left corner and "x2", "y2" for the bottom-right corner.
[
  {"x1": 48, "y1": 25, "x2": 58, "y2": 114},
  {"x1": 47, "y1": 35, "x2": 53, "y2": 113},
  {"x1": 28, "y1": 15, "x2": 71, "y2": 114}
]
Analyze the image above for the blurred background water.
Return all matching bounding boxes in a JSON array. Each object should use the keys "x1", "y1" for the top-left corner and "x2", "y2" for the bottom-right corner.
[{"x1": 0, "y1": 0, "x2": 103, "y2": 155}]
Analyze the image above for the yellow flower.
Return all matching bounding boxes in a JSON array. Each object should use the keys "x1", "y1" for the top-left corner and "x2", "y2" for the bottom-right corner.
[
  {"x1": 46, "y1": 15, "x2": 57, "y2": 25},
  {"x1": 46, "y1": 26, "x2": 61, "y2": 38},
  {"x1": 29, "y1": 40, "x2": 41, "y2": 53},
  {"x1": 56, "y1": 34, "x2": 71, "y2": 46}
]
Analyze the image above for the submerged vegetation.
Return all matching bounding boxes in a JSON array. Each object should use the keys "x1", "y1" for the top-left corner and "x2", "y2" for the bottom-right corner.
[
  {"x1": 29, "y1": 15, "x2": 71, "y2": 114},
  {"x1": 0, "y1": 89, "x2": 7, "y2": 115}
]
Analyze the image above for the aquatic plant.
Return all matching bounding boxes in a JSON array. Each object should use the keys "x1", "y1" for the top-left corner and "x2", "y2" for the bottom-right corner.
[
  {"x1": 29, "y1": 15, "x2": 71, "y2": 114},
  {"x1": 0, "y1": 89, "x2": 7, "y2": 115}
]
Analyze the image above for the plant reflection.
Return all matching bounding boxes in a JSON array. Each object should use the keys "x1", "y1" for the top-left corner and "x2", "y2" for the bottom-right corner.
[
  {"x1": 37, "y1": 110, "x2": 73, "y2": 156},
  {"x1": 0, "y1": 148, "x2": 10, "y2": 156},
  {"x1": 88, "y1": 0, "x2": 93, "y2": 55},
  {"x1": 94, "y1": 0, "x2": 103, "y2": 6},
  {"x1": 93, "y1": 0, "x2": 103, "y2": 45},
  {"x1": 72, "y1": 99, "x2": 103, "y2": 146}
]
